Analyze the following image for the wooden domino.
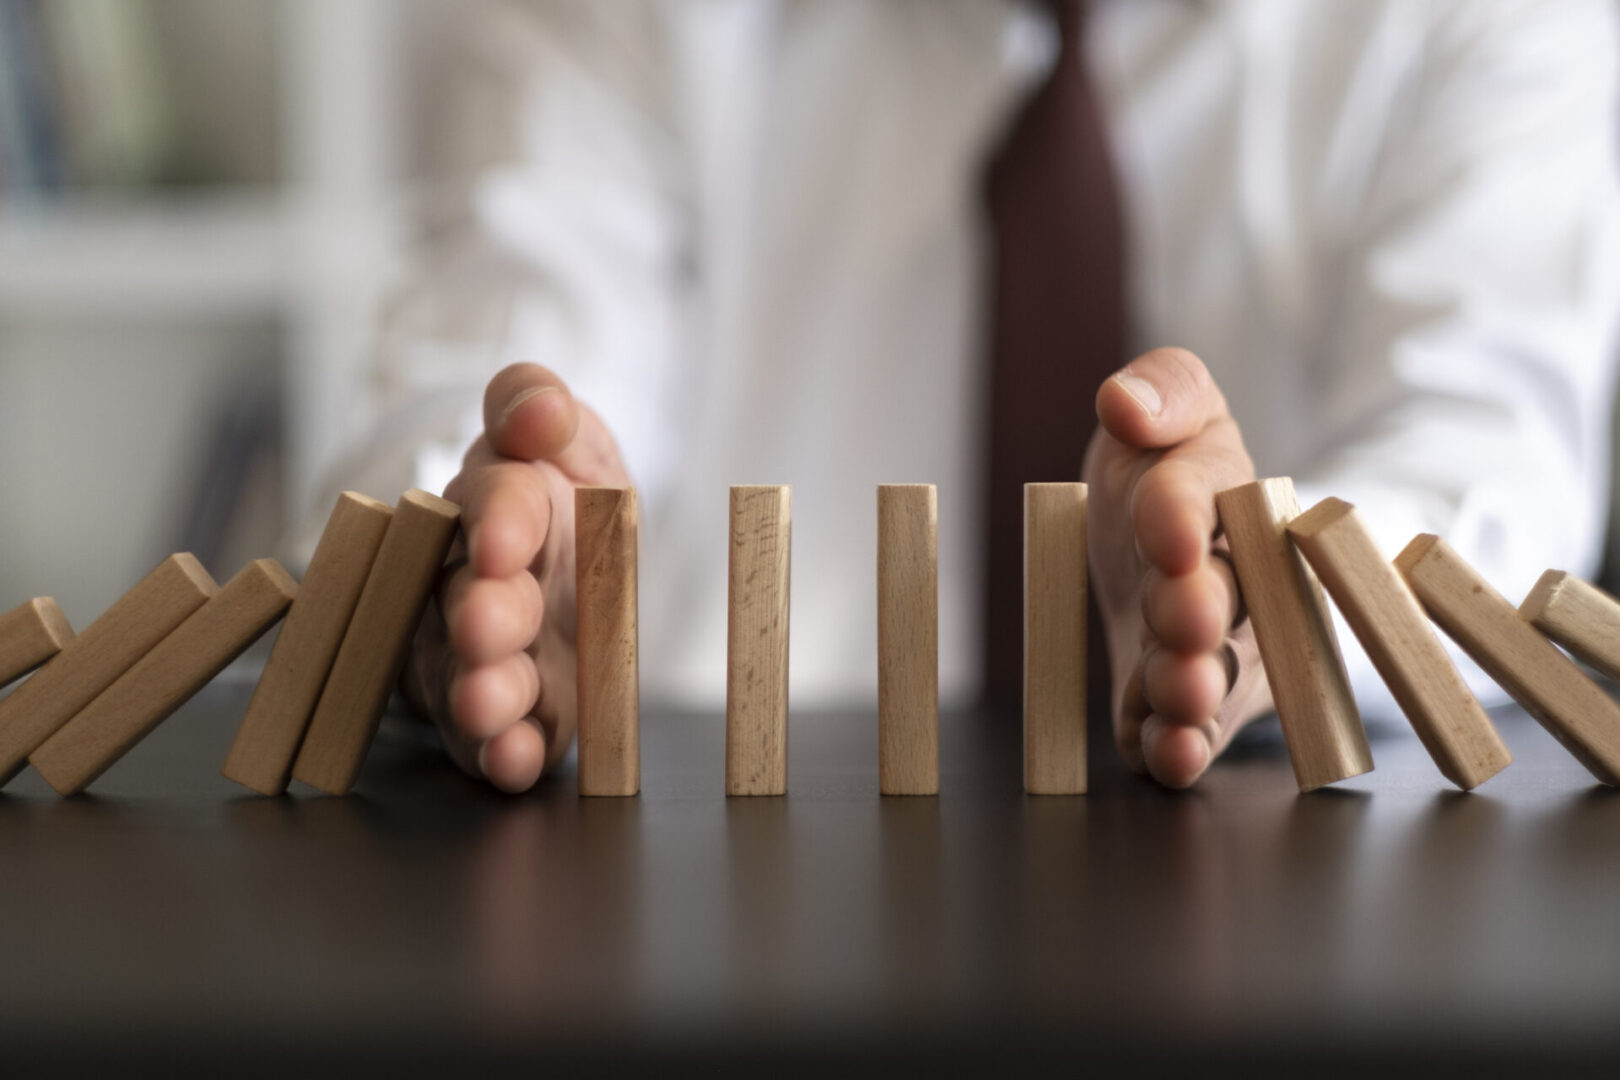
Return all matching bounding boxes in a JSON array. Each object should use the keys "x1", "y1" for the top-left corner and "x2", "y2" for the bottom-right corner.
[
  {"x1": 1023, "y1": 482, "x2": 1087, "y2": 795},
  {"x1": 1215, "y1": 479, "x2": 1372, "y2": 792},
  {"x1": 224, "y1": 492, "x2": 394, "y2": 795},
  {"x1": 726, "y1": 485, "x2": 791, "y2": 796},
  {"x1": 1519, "y1": 570, "x2": 1620, "y2": 682},
  {"x1": 1289, "y1": 498, "x2": 1510, "y2": 789},
  {"x1": 576, "y1": 486, "x2": 641, "y2": 797},
  {"x1": 292, "y1": 489, "x2": 461, "y2": 795},
  {"x1": 878, "y1": 483, "x2": 939, "y2": 796},
  {"x1": 0, "y1": 554, "x2": 218, "y2": 785},
  {"x1": 1397, "y1": 535, "x2": 1620, "y2": 785},
  {"x1": 31, "y1": 559, "x2": 297, "y2": 796},
  {"x1": 0, "y1": 597, "x2": 74, "y2": 691}
]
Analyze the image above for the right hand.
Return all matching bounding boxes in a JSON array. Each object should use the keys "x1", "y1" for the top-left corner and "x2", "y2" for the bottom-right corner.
[{"x1": 404, "y1": 363, "x2": 632, "y2": 792}]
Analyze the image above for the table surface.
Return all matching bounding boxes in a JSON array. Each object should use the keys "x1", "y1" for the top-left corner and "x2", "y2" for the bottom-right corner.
[{"x1": 2, "y1": 677, "x2": 1618, "y2": 1074}]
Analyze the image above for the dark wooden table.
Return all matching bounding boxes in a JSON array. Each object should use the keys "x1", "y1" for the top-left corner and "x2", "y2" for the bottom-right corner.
[{"x1": 2, "y1": 677, "x2": 1617, "y2": 1076}]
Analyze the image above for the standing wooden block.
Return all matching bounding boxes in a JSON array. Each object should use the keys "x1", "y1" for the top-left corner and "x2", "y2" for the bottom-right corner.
[
  {"x1": 1215, "y1": 479, "x2": 1372, "y2": 792},
  {"x1": 1289, "y1": 499, "x2": 1510, "y2": 789},
  {"x1": 878, "y1": 484, "x2": 939, "y2": 796},
  {"x1": 292, "y1": 489, "x2": 461, "y2": 795},
  {"x1": 1397, "y1": 535, "x2": 1620, "y2": 785},
  {"x1": 0, "y1": 597, "x2": 74, "y2": 690},
  {"x1": 0, "y1": 554, "x2": 217, "y2": 785},
  {"x1": 1023, "y1": 482, "x2": 1087, "y2": 795},
  {"x1": 1520, "y1": 570, "x2": 1620, "y2": 682},
  {"x1": 224, "y1": 492, "x2": 395, "y2": 795},
  {"x1": 31, "y1": 560, "x2": 297, "y2": 795},
  {"x1": 576, "y1": 486, "x2": 640, "y2": 797},
  {"x1": 726, "y1": 485, "x2": 791, "y2": 796}
]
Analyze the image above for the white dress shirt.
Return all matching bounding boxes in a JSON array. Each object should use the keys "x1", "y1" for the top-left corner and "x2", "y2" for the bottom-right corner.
[{"x1": 324, "y1": 0, "x2": 1620, "y2": 717}]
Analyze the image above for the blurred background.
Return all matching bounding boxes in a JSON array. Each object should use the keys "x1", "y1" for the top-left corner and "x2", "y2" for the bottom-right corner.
[{"x1": 3, "y1": 0, "x2": 1620, "y2": 634}]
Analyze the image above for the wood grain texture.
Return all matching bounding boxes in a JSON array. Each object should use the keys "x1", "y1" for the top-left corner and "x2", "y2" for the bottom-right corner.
[
  {"x1": 1520, "y1": 570, "x2": 1620, "y2": 682},
  {"x1": 726, "y1": 485, "x2": 791, "y2": 796},
  {"x1": 1215, "y1": 479, "x2": 1372, "y2": 792},
  {"x1": 576, "y1": 486, "x2": 640, "y2": 797},
  {"x1": 1398, "y1": 535, "x2": 1620, "y2": 785},
  {"x1": 878, "y1": 484, "x2": 939, "y2": 796},
  {"x1": 224, "y1": 492, "x2": 394, "y2": 795},
  {"x1": 0, "y1": 597, "x2": 74, "y2": 690},
  {"x1": 292, "y1": 489, "x2": 461, "y2": 795},
  {"x1": 1289, "y1": 499, "x2": 1509, "y2": 789},
  {"x1": 0, "y1": 554, "x2": 217, "y2": 785},
  {"x1": 31, "y1": 559, "x2": 297, "y2": 795},
  {"x1": 1023, "y1": 482, "x2": 1087, "y2": 795}
]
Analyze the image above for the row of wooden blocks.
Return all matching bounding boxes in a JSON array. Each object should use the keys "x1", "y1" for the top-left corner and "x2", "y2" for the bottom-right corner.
[
  {"x1": 3, "y1": 477, "x2": 1619, "y2": 797},
  {"x1": 0, "y1": 489, "x2": 460, "y2": 796}
]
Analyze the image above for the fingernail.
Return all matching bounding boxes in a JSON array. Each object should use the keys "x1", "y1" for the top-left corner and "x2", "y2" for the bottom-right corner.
[
  {"x1": 501, "y1": 385, "x2": 558, "y2": 424},
  {"x1": 1115, "y1": 374, "x2": 1163, "y2": 417}
]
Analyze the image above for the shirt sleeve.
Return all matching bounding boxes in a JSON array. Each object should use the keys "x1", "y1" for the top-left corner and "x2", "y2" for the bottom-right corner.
[{"x1": 1294, "y1": 0, "x2": 1620, "y2": 718}]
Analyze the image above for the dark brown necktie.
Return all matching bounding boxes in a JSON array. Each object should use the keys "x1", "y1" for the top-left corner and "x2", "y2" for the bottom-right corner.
[{"x1": 982, "y1": 0, "x2": 1126, "y2": 706}]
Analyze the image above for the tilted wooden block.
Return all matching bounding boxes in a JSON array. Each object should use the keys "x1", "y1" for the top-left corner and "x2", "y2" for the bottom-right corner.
[
  {"x1": 0, "y1": 554, "x2": 218, "y2": 785},
  {"x1": 0, "y1": 597, "x2": 74, "y2": 691},
  {"x1": 1289, "y1": 498, "x2": 1510, "y2": 790},
  {"x1": 878, "y1": 484, "x2": 939, "y2": 796},
  {"x1": 224, "y1": 492, "x2": 395, "y2": 795},
  {"x1": 1397, "y1": 535, "x2": 1620, "y2": 785},
  {"x1": 576, "y1": 486, "x2": 640, "y2": 797},
  {"x1": 1023, "y1": 482, "x2": 1087, "y2": 795},
  {"x1": 1520, "y1": 570, "x2": 1620, "y2": 683},
  {"x1": 292, "y1": 489, "x2": 461, "y2": 795},
  {"x1": 726, "y1": 485, "x2": 791, "y2": 796},
  {"x1": 1215, "y1": 479, "x2": 1372, "y2": 792},
  {"x1": 31, "y1": 559, "x2": 297, "y2": 795}
]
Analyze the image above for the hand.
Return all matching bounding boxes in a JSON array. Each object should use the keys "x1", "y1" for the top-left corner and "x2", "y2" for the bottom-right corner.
[
  {"x1": 1083, "y1": 347, "x2": 1274, "y2": 787},
  {"x1": 404, "y1": 363, "x2": 631, "y2": 792}
]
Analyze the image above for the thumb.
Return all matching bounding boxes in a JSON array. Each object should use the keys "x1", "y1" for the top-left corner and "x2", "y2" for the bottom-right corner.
[
  {"x1": 1095, "y1": 347, "x2": 1232, "y2": 450},
  {"x1": 484, "y1": 363, "x2": 581, "y2": 462}
]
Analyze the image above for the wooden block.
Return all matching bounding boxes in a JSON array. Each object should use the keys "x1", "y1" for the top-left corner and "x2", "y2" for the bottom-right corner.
[
  {"x1": 31, "y1": 560, "x2": 297, "y2": 795},
  {"x1": 224, "y1": 492, "x2": 395, "y2": 795},
  {"x1": 1214, "y1": 479, "x2": 1372, "y2": 792},
  {"x1": 576, "y1": 486, "x2": 640, "y2": 797},
  {"x1": 1397, "y1": 535, "x2": 1620, "y2": 785},
  {"x1": 1023, "y1": 482, "x2": 1087, "y2": 795},
  {"x1": 0, "y1": 597, "x2": 74, "y2": 690},
  {"x1": 878, "y1": 484, "x2": 939, "y2": 796},
  {"x1": 1520, "y1": 570, "x2": 1620, "y2": 682},
  {"x1": 0, "y1": 554, "x2": 218, "y2": 785},
  {"x1": 1289, "y1": 499, "x2": 1510, "y2": 789},
  {"x1": 292, "y1": 489, "x2": 461, "y2": 795},
  {"x1": 726, "y1": 485, "x2": 791, "y2": 796}
]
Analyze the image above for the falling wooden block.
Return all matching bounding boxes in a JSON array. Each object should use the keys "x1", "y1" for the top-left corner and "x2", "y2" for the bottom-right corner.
[
  {"x1": 726, "y1": 485, "x2": 791, "y2": 796},
  {"x1": 878, "y1": 484, "x2": 939, "y2": 796},
  {"x1": 224, "y1": 492, "x2": 395, "y2": 795},
  {"x1": 0, "y1": 597, "x2": 74, "y2": 691},
  {"x1": 1023, "y1": 482, "x2": 1087, "y2": 795},
  {"x1": 1289, "y1": 498, "x2": 1510, "y2": 790},
  {"x1": 0, "y1": 554, "x2": 218, "y2": 786},
  {"x1": 1520, "y1": 570, "x2": 1620, "y2": 682},
  {"x1": 1397, "y1": 535, "x2": 1620, "y2": 785},
  {"x1": 292, "y1": 489, "x2": 461, "y2": 795},
  {"x1": 1215, "y1": 479, "x2": 1372, "y2": 792},
  {"x1": 576, "y1": 486, "x2": 640, "y2": 797},
  {"x1": 31, "y1": 560, "x2": 297, "y2": 796}
]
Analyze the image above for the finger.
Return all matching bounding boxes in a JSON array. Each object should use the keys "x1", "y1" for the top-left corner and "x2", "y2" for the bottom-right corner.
[
  {"x1": 443, "y1": 569, "x2": 545, "y2": 667},
  {"x1": 1141, "y1": 647, "x2": 1230, "y2": 725},
  {"x1": 450, "y1": 653, "x2": 542, "y2": 742},
  {"x1": 1141, "y1": 560, "x2": 1240, "y2": 654},
  {"x1": 479, "y1": 717, "x2": 548, "y2": 794},
  {"x1": 452, "y1": 457, "x2": 554, "y2": 579},
  {"x1": 484, "y1": 363, "x2": 581, "y2": 463},
  {"x1": 1140, "y1": 714, "x2": 1218, "y2": 789},
  {"x1": 1096, "y1": 346, "x2": 1232, "y2": 449},
  {"x1": 1130, "y1": 445, "x2": 1251, "y2": 576}
]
